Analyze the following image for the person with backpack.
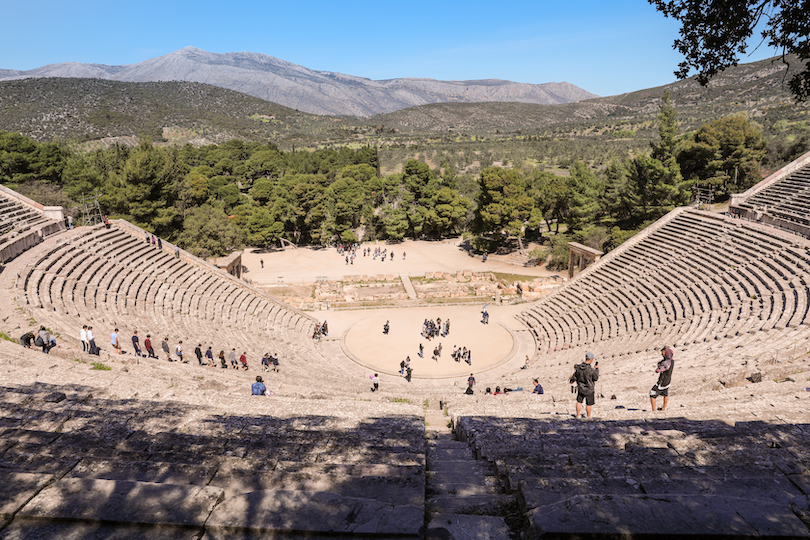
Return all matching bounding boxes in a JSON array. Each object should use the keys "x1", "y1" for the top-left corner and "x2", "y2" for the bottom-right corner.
[{"x1": 570, "y1": 352, "x2": 599, "y2": 419}]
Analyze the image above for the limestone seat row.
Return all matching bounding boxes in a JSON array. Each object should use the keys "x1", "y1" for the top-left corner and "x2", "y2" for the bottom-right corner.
[{"x1": 519, "y1": 209, "x2": 810, "y2": 358}]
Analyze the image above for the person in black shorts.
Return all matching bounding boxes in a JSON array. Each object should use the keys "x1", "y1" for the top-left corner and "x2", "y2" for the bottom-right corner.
[
  {"x1": 570, "y1": 352, "x2": 599, "y2": 419},
  {"x1": 650, "y1": 346, "x2": 674, "y2": 411}
]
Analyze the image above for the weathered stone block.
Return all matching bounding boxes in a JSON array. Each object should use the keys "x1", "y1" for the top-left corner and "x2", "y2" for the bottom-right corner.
[
  {"x1": 17, "y1": 478, "x2": 223, "y2": 528},
  {"x1": 0, "y1": 471, "x2": 54, "y2": 520},
  {"x1": 206, "y1": 490, "x2": 422, "y2": 535}
]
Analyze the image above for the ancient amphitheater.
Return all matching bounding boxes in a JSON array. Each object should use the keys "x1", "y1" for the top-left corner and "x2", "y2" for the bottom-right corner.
[{"x1": 0, "y1": 153, "x2": 809, "y2": 539}]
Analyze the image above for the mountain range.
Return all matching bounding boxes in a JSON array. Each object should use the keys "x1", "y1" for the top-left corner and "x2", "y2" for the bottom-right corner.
[{"x1": 0, "y1": 47, "x2": 598, "y2": 117}]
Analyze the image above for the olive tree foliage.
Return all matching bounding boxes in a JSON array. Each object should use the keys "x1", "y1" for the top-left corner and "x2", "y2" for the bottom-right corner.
[{"x1": 649, "y1": 0, "x2": 810, "y2": 100}]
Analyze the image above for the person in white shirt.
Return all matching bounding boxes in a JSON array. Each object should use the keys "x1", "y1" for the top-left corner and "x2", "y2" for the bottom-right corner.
[{"x1": 80, "y1": 325, "x2": 89, "y2": 353}]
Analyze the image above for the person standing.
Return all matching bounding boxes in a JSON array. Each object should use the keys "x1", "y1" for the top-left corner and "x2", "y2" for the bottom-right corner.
[
  {"x1": 650, "y1": 346, "x2": 674, "y2": 411},
  {"x1": 111, "y1": 328, "x2": 121, "y2": 355},
  {"x1": 67, "y1": 215, "x2": 73, "y2": 229},
  {"x1": 176, "y1": 340, "x2": 185, "y2": 363},
  {"x1": 570, "y1": 352, "x2": 599, "y2": 419},
  {"x1": 161, "y1": 337, "x2": 171, "y2": 361},
  {"x1": 132, "y1": 331, "x2": 143, "y2": 358},
  {"x1": 144, "y1": 334, "x2": 156, "y2": 358},
  {"x1": 87, "y1": 326, "x2": 98, "y2": 355},
  {"x1": 383, "y1": 321, "x2": 390, "y2": 335},
  {"x1": 194, "y1": 344, "x2": 203, "y2": 365},
  {"x1": 371, "y1": 373, "x2": 380, "y2": 392},
  {"x1": 80, "y1": 325, "x2": 89, "y2": 353},
  {"x1": 205, "y1": 346, "x2": 215, "y2": 366},
  {"x1": 240, "y1": 351, "x2": 248, "y2": 370}
]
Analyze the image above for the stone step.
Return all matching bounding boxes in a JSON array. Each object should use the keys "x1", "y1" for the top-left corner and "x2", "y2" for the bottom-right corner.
[
  {"x1": 428, "y1": 482, "x2": 502, "y2": 497},
  {"x1": 426, "y1": 514, "x2": 511, "y2": 540},
  {"x1": 205, "y1": 489, "x2": 422, "y2": 537},
  {"x1": 427, "y1": 445, "x2": 475, "y2": 462},
  {"x1": 526, "y1": 493, "x2": 810, "y2": 538},
  {"x1": 427, "y1": 494, "x2": 514, "y2": 516},
  {"x1": 16, "y1": 477, "x2": 223, "y2": 529},
  {"x1": 210, "y1": 469, "x2": 425, "y2": 506}
]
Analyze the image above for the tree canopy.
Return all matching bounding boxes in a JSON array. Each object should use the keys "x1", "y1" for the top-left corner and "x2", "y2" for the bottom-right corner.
[{"x1": 649, "y1": 0, "x2": 810, "y2": 101}]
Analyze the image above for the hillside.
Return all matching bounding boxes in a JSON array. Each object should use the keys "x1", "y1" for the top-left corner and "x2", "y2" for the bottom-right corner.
[
  {"x1": 369, "y1": 55, "x2": 808, "y2": 133},
  {"x1": 0, "y1": 47, "x2": 598, "y2": 116},
  {"x1": 0, "y1": 78, "x2": 335, "y2": 144}
]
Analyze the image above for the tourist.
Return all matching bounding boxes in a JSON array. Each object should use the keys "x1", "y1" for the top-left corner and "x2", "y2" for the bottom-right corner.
[
  {"x1": 194, "y1": 344, "x2": 203, "y2": 365},
  {"x1": 174, "y1": 245, "x2": 180, "y2": 258},
  {"x1": 240, "y1": 351, "x2": 248, "y2": 370},
  {"x1": 321, "y1": 321, "x2": 328, "y2": 336},
  {"x1": 405, "y1": 366, "x2": 412, "y2": 382},
  {"x1": 229, "y1": 348, "x2": 238, "y2": 369},
  {"x1": 400, "y1": 359, "x2": 406, "y2": 376},
  {"x1": 522, "y1": 355, "x2": 530, "y2": 370},
  {"x1": 67, "y1": 215, "x2": 73, "y2": 229},
  {"x1": 570, "y1": 352, "x2": 599, "y2": 419},
  {"x1": 260, "y1": 259, "x2": 264, "y2": 268},
  {"x1": 494, "y1": 386, "x2": 502, "y2": 395},
  {"x1": 650, "y1": 346, "x2": 674, "y2": 411},
  {"x1": 383, "y1": 320, "x2": 390, "y2": 335},
  {"x1": 35, "y1": 327, "x2": 51, "y2": 354},
  {"x1": 87, "y1": 326, "x2": 98, "y2": 355},
  {"x1": 205, "y1": 346, "x2": 214, "y2": 366},
  {"x1": 485, "y1": 387, "x2": 492, "y2": 395},
  {"x1": 161, "y1": 337, "x2": 171, "y2": 361},
  {"x1": 468, "y1": 373, "x2": 475, "y2": 388},
  {"x1": 252, "y1": 376, "x2": 267, "y2": 396},
  {"x1": 532, "y1": 379, "x2": 544, "y2": 394},
  {"x1": 157, "y1": 237, "x2": 162, "y2": 250},
  {"x1": 111, "y1": 328, "x2": 121, "y2": 355},
  {"x1": 271, "y1": 353, "x2": 279, "y2": 372},
  {"x1": 418, "y1": 343, "x2": 424, "y2": 358},
  {"x1": 262, "y1": 353, "x2": 271, "y2": 371},
  {"x1": 219, "y1": 350, "x2": 227, "y2": 369},
  {"x1": 20, "y1": 331, "x2": 34, "y2": 348},
  {"x1": 80, "y1": 325, "x2": 88, "y2": 352},
  {"x1": 371, "y1": 373, "x2": 380, "y2": 392},
  {"x1": 132, "y1": 331, "x2": 143, "y2": 358},
  {"x1": 176, "y1": 340, "x2": 185, "y2": 363},
  {"x1": 144, "y1": 334, "x2": 156, "y2": 358}
]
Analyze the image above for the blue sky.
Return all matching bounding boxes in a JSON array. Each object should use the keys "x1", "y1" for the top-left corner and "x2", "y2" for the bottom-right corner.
[{"x1": 2, "y1": 0, "x2": 779, "y2": 97}]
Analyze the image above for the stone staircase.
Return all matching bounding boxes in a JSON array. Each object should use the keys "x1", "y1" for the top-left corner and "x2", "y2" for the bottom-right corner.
[{"x1": 423, "y1": 398, "x2": 515, "y2": 539}]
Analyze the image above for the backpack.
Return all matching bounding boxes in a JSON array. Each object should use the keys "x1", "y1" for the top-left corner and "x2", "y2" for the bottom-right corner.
[{"x1": 35, "y1": 336, "x2": 44, "y2": 347}]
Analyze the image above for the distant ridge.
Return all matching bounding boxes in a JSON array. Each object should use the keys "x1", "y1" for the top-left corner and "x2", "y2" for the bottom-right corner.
[{"x1": 0, "y1": 46, "x2": 598, "y2": 116}]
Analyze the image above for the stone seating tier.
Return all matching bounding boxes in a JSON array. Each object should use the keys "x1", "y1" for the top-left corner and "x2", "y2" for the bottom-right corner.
[{"x1": 521, "y1": 209, "x2": 810, "y2": 356}]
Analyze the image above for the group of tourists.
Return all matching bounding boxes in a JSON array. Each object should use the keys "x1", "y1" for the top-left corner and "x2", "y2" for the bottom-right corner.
[
  {"x1": 566, "y1": 346, "x2": 674, "y2": 419},
  {"x1": 451, "y1": 345, "x2": 473, "y2": 365},
  {"x1": 19, "y1": 326, "x2": 58, "y2": 354},
  {"x1": 73, "y1": 324, "x2": 282, "y2": 373},
  {"x1": 421, "y1": 317, "x2": 449, "y2": 339},
  {"x1": 312, "y1": 320, "x2": 329, "y2": 340}
]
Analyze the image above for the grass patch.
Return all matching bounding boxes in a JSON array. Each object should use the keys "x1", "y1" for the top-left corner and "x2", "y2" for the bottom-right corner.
[
  {"x1": 492, "y1": 272, "x2": 537, "y2": 283},
  {"x1": 0, "y1": 332, "x2": 15, "y2": 343},
  {"x1": 91, "y1": 362, "x2": 111, "y2": 371},
  {"x1": 392, "y1": 397, "x2": 412, "y2": 404},
  {"x1": 73, "y1": 358, "x2": 87, "y2": 364}
]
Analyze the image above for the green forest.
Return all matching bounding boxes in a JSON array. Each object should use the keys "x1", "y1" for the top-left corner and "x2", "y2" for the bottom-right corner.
[{"x1": 1, "y1": 93, "x2": 807, "y2": 269}]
